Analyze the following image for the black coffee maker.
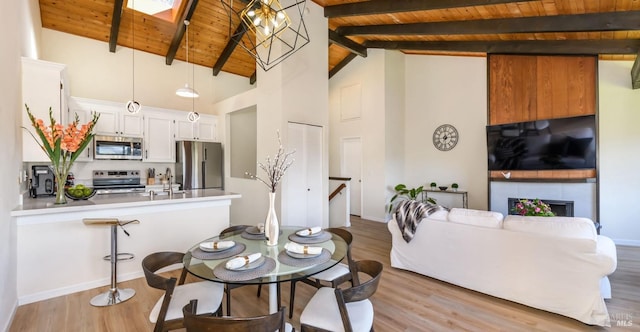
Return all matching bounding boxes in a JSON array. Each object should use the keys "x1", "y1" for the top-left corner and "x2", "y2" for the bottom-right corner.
[{"x1": 30, "y1": 165, "x2": 55, "y2": 198}]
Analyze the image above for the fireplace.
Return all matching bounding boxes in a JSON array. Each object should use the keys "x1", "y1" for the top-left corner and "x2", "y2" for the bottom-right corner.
[{"x1": 508, "y1": 198, "x2": 574, "y2": 217}]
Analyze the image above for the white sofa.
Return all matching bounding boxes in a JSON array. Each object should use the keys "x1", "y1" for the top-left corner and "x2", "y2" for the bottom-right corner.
[{"x1": 388, "y1": 208, "x2": 617, "y2": 326}]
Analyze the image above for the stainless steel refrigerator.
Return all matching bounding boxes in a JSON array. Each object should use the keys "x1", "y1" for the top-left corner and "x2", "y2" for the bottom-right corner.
[{"x1": 175, "y1": 141, "x2": 223, "y2": 190}]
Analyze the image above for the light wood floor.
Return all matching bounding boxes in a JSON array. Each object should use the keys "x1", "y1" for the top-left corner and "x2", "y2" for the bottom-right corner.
[{"x1": 9, "y1": 216, "x2": 640, "y2": 331}]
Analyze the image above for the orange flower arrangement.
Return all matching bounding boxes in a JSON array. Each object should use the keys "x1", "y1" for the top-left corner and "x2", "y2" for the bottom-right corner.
[{"x1": 24, "y1": 104, "x2": 99, "y2": 204}]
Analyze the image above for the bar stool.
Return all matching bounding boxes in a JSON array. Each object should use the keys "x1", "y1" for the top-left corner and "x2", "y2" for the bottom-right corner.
[{"x1": 83, "y1": 218, "x2": 140, "y2": 306}]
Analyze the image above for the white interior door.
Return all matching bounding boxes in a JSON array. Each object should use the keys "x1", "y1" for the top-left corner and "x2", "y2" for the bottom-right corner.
[
  {"x1": 342, "y1": 137, "x2": 362, "y2": 216},
  {"x1": 284, "y1": 123, "x2": 323, "y2": 228}
]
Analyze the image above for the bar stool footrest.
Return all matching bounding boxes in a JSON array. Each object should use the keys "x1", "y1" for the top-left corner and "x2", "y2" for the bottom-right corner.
[{"x1": 103, "y1": 252, "x2": 135, "y2": 261}]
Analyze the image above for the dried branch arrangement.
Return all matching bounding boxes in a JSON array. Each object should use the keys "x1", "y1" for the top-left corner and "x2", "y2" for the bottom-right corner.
[{"x1": 255, "y1": 131, "x2": 295, "y2": 192}]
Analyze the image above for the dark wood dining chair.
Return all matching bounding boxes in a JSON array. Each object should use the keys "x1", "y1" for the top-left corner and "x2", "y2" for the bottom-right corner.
[
  {"x1": 183, "y1": 299, "x2": 289, "y2": 332},
  {"x1": 289, "y1": 227, "x2": 356, "y2": 318},
  {"x1": 142, "y1": 252, "x2": 224, "y2": 332},
  {"x1": 219, "y1": 224, "x2": 281, "y2": 316},
  {"x1": 299, "y1": 260, "x2": 383, "y2": 332}
]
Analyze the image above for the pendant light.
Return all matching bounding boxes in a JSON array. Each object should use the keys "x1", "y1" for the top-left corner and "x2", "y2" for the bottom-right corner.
[
  {"x1": 176, "y1": 20, "x2": 199, "y2": 98},
  {"x1": 127, "y1": 0, "x2": 141, "y2": 114}
]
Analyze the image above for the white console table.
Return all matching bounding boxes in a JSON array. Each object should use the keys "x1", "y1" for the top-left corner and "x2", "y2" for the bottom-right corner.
[{"x1": 422, "y1": 189, "x2": 468, "y2": 209}]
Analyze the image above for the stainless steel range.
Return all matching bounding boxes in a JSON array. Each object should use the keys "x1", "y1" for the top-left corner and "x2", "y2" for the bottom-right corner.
[{"x1": 93, "y1": 170, "x2": 145, "y2": 194}]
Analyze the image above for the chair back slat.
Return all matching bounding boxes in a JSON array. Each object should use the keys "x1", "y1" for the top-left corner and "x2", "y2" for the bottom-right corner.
[
  {"x1": 141, "y1": 252, "x2": 185, "y2": 290},
  {"x1": 220, "y1": 225, "x2": 250, "y2": 238},
  {"x1": 183, "y1": 300, "x2": 286, "y2": 332},
  {"x1": 339, "y1": 260, "x2": 383, "y2": 303}
]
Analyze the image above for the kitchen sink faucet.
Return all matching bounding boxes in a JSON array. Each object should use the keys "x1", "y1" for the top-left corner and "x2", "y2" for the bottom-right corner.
[{"x1": 164, "y1": 168, "x2": 174, "y2": 197}]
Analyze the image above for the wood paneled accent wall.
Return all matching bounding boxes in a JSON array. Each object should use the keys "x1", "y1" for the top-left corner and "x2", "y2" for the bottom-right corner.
[
  {"x1": 489, "y1": 54, "x2": 597, "y2": 125},
  {"x1": 488, "y1": 54, "x2": 597, "y2": 181}
]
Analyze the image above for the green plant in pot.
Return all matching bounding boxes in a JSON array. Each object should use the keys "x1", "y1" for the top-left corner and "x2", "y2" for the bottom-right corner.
[
  {"x1": 451, "y1": 183, "x2": 459, "y2": 192},
  {"x1": 429, "y1": 182, "x2": 437, "y2": 190},
  {"x1": 388, "y1": 184, "x2": 436, "y2": 213}
]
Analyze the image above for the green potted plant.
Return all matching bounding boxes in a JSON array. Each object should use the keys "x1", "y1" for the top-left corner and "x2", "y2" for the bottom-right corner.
[
  {"x1": 429, "y1": 182, "x2": 437, "y2": 190},
  {"x1": 388, "y1": 184, "x2": 436, "y2": 213},
  {"x1": 451, "y1": 183, "x2": 459, "y2": 192}
]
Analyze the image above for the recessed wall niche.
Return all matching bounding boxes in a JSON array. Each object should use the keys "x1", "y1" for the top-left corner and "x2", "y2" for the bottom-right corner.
[{"x1": 229, "y1": 105, "x2": 257, "y2": 179}]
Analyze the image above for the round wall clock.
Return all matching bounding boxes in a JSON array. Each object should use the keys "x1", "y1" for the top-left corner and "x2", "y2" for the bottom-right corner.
[{"x1": 432, "y1": 124, "x2": 459, "y2": 151}]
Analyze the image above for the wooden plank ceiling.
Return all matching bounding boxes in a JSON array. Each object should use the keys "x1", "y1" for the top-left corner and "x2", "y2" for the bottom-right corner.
[{"x1": 39, "y1": 0, "x2": 640, "y2": 81}]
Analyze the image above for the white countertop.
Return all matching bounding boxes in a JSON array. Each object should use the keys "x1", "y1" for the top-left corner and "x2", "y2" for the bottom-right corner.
[{"x1": 11, "y1": 189, "x2": 241, "y2": 217}]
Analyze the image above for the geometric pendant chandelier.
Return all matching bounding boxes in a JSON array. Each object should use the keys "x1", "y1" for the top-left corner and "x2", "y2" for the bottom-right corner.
[{"x1": 221, "y1": 0, "x2": 310, "y2": 72}]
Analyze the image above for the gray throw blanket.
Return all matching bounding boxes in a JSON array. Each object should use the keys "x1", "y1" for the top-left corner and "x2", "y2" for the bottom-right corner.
[{"x1": 394, "y1": 200, "x2": 448, "y2": 243}]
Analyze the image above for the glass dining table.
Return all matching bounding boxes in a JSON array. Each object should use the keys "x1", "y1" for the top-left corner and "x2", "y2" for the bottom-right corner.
[{"x1": 183, "y1": 226, "x2": 348, "y2": 315}]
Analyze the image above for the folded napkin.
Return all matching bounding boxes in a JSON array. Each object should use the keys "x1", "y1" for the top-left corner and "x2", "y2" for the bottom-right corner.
[
  {"x1": 226, "y1": 253, "x2": 262, "y2": 270},
  {"x1": 200, "y1": 240, "x2": 235, "y2": 251},
  {"x1": 296, "y1": 226, "x2": 322, "y2": 236},
  {"x1": 285, "y1": 242, "x2": 322, "y2": 255}
]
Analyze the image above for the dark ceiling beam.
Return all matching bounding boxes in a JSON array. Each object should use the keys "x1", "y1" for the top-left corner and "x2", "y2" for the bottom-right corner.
[
  {"x1": 213, "y1": 22, "x2": 248, "y2": 76},
  {"x1": 329, "y1": 53, "x2": 358, "y2": 79},
  {"x1": 364, "y1": 40, "x2": 640, "y2": 55},
  {"x1": 631, "y1": 51, "x2": 640, "y2": 89},
  {"x1": 324, "y1": 0, "x2": 535, "y2": 18},
  {"x1": 329, "y1": 30, "x2": 367, "y2": 58},
  {"x1": 338, "y1": 11, "x2": 640, "y2": 36},
  {"x1": 165, "y1": 0, "x2": 199, "y2": 65},
  {"x1": 108, "y1": 0, "x2": 125, "y2": 52}
]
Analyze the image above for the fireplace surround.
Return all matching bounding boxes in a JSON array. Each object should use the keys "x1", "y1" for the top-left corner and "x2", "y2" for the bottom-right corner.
[{"x1": 490, "y1": 181, "x2": 596, "y2": 223}]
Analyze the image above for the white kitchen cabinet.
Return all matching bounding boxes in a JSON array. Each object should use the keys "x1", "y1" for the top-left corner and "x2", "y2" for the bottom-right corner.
[
  {"x1": 93, "y1": 106, "x2": 143, "y2": 137},
  {"x1": 21, "y1": 58, "x2": 68, "y2": 162},
  {"x1": 144, "y1": 112, "x2": 175, "y2": 162},
  {"x1": 67, "y1": 97, "x2": 94, "y2": 162},
  {"x1": 175, "y1": 114, "x2": 218, "y2": 141}
]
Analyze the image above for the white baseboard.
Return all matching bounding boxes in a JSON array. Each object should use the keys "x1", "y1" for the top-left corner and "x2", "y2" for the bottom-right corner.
[
  {"x1": 1, "y1": 299, "x2": 18, "y2": 332},
  {"x1": 612, "y1": 239, "x2": 640, "y2": 247},
  {"x1": 18, "y1": 270, "x2": 144, "y2": 305}
]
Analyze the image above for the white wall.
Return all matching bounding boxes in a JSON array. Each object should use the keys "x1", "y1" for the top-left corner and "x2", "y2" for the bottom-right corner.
[
  {"x1": 214, "y1": 89, "x2": 265, "y2": 225},
  {"x1": 260, "y1": 1, "x2": 330, "y2": 228},
  {"x1": 598, "y1": 60, "x2": 640, "y2": 246},
  {"x1": 215, "y1": 2, "x2": 329, "y2": 228},
  {"x1": 1, "y1": 0, "x2": 26, "y2": 329},
  {"x1": 329, "y1": 53, "x2": 488, "y2": 222},
  {"x1": 39, "y1": 29, "x2": 253, "y2": 113},
  {"x1": 404, "y1": 55, "x2": 488, "y2": 210},
  {"x1": 329, "y1": 50, "x2": 388, "y2": 221}
]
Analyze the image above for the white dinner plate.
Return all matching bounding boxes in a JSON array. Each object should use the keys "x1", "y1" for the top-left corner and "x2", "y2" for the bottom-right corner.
[
  {"x1": 286, "y1": 250, "x2": 322, "y2": 259},
  {"x1": 245, "y1": 226, "x2": 264, "y2": 235},
  {"x1": 296, "y1": 230, "x2": 324, "y2": 237},
  {"x1": 199, "y1": 241, "x2": 236, "y2": 252},
  {"x1": 227, "y1": 256, "x2": 266, "y2": 271}
]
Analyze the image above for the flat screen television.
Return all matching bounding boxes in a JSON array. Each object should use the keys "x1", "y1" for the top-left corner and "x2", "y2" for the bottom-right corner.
[{"x1": 487, "y1": 115, "x2": 596, "y2": 171}]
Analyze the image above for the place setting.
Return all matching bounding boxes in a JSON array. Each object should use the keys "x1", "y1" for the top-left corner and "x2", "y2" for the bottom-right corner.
[
  {"x1": 241, "y1": 223, "x2": 283, "y2": 240},
  {"x1": 278, "y1": 241, "x2": 331, "y2": 267},
  {"x1": 191, "y1": 239, "x2": 246, "y2": 260},
  {"x1": 287, "y1": 226, "x2": 332, "y2": 244},
  {"x1": 213, "y1": 252, "x2": 276, "y2": 282}
]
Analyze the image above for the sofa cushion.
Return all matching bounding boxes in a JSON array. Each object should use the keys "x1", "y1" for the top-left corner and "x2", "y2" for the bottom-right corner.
[
  {"x1": 503, "y1": 215, "x2": 597, "y2": 240},
  {"x1": 426, "y1": 209, "x2": 449, "y2": 221},
  {"x1": 447, "y1": 208, "x2": 504, "y2": 228}
]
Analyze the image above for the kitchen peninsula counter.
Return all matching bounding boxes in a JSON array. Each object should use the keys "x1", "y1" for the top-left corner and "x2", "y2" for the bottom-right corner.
[
  {"x1": 12, "y1": 189, "x2": 241, "y2": 305},
  {"x1": 12, "y1": 189, "x2": 240, "y2": 218}
]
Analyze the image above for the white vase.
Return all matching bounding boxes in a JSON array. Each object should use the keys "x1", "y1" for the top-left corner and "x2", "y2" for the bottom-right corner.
[{"x1": 264, "y1": 192, "x2": 279, "y2": 246}]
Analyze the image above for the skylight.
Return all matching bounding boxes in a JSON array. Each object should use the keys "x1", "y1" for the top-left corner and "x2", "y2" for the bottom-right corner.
[{"x1": 127, "y1": 0, "x2": 175, "y2": 16}]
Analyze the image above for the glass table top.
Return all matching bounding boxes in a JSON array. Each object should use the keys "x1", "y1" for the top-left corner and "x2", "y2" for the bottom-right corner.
[{"x1": 183, "y1": 226, "x2": 348, "y2": 285}]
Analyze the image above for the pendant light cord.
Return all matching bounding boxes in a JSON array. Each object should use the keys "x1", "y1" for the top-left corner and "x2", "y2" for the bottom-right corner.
[{"x1": 132, "y1": 5, "x2": 135, "y2": 101}]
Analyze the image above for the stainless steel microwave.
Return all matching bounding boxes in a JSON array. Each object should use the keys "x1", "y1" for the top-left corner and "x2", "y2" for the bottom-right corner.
[{"x1": 94, "y1": 135, "x2": 143, "y2": 160}]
